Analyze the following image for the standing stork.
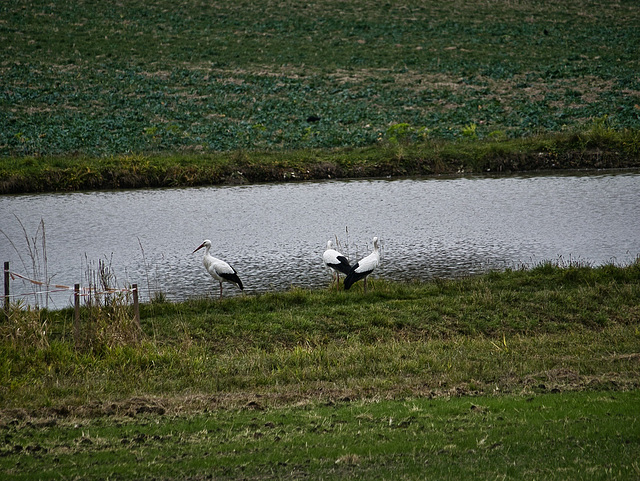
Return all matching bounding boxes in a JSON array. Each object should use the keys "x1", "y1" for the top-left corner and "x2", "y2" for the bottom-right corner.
[
  {"x1": 322, "y1": 240, "x2": 351, "y2": 289},
  {"x1": 193, "y1": 239, "x2": 244, "y2": 299},
  {"x1": 344, "y1": 237, "x2": 380, "y2": 292}
]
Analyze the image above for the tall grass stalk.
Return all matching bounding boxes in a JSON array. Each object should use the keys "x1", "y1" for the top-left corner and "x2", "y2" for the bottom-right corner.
[
  {"x1": 78, "y1": 255, "x2": 141, "y2": 352},
  {"x1": 136, "y1": 237, "x2": 166, "y2": 304},
  {"x1": 2, "y1": 220, "x2": 142, "y2": 352},
  {"x1": 1, "y1": 301, "x2": 49, "y2": 351},
  {"x1": 0, "y1": 216, "x2": 51, "y2": 309}
]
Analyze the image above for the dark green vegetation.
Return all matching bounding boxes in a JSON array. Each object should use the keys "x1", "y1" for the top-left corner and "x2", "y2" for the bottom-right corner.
[
  {"x1": 1, "y1": 0, "x2": 640, "y2": 192},
  {"x1": 1, "y1": 263, "x2": 639, "y2": 478}
]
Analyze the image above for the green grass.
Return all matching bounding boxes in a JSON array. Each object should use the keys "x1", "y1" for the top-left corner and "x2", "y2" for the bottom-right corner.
[
  {"x1": 2, "y1": 127, "x2": 640, "y2": 193},
  {"x1": 1, "y1": 0, "x2": 639, "y2": 192},
  {"x1": 1, "y1": 1, "x2": 640, "y2": 475},
  {"x1": 2, "y1": 262, "x2": 639, "y2": 412},
  {"x1": 2, "y1": 391, "x2": 639, "y2": 480},
  {"x1": 1, "y1": 263, "x2": 639, "y2": 478}
]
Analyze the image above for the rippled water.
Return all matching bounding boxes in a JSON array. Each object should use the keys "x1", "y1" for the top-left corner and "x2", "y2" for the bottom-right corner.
[{"x1": 1, "y1": 171, "x2": 639, "y2": 308}]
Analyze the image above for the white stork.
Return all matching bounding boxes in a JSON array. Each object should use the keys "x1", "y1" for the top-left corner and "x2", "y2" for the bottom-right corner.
[
  {"x1": 193, "y1": 239, "x2": 244, "y2": 299},
  {"x1": 344, "y1": 237, "x2": 380, "y2": 292},
  {"x1": 322, "y1": 240, "x2": 351, "y2": 289}
]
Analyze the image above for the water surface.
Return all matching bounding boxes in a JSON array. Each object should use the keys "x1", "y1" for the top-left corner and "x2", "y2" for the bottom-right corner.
[{"x1": 1, "y1": 171, "x2": 638, "y2": 308}]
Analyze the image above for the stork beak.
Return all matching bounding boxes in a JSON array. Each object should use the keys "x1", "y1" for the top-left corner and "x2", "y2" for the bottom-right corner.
[{"x1": 192, "y1": 243, "x2": 205, "y2": 253}]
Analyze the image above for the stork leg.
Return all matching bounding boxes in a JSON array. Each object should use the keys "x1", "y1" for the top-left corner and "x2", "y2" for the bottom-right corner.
[
  {"x1": 364, "y1": 277, "x2": 368, "y2": 293},
  {"x1": 331, "y1": 271, "x2": 339, "y2": 291},
  {"x1": 219, "y1": 281, "x2": 223, "y2": 300}
]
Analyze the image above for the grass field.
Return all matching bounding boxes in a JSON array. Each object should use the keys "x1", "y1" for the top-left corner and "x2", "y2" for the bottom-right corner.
[
  {"x1": 1, "y1": 0, "x2": 639, "y2": 192},
  {"x1": 1, "y1": 263, "x2": 639, "y2": 479}
]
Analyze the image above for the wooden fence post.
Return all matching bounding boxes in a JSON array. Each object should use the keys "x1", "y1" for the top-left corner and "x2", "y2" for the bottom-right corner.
[
  {"x1": 74, "y1": 284, "x2": 80, "y2": 346},
  {"x1": 3, "y1": 262, "x2": 9, "y2": 321},
  {"x1": 132, "y1": 283, "x2": 140, "y2": 331}
]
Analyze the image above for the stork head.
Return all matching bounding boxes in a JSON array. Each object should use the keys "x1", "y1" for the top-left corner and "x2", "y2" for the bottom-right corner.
[
  {"x1": 326, "y1": 240, "x2": 334, "y2": 249},
  {"x1": 193, "y1": 239, "x2": 211, "y2": 253},
  {"x1": 373, "y1": 236, "x2": 379, "y2": 248}
]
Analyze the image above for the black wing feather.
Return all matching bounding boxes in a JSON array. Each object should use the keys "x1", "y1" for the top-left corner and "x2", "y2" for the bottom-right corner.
[
  {"x1": 332, "y1": 255, "x2": 352, "y2": 275},
  {"x1": 344, "y1": 262, "x2": 367, "y2": 290},
  {"x1": 220, "y1": 270, "x2": 244, "y2": 290}
]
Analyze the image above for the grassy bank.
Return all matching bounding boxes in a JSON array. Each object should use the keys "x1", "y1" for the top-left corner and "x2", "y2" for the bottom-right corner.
[
  {"x1": 2, "y1": 127, "x2": 640, "y2": 193},
  {"x1": 2, "y1": 0, "x2": 640, "y2": 193},
  {"x1": 1, "y1": 262, "x2": 639, "y2": 479},
  {"x1": 1, "y1": 262, "x2": 638, "y2": 414}
]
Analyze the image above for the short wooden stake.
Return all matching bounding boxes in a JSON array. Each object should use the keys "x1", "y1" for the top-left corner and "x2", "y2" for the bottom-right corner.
[
  {"x1": 3, "y1": 262, "x2": 9, "y2": 321},
  {"x1": 132, "y1": 284, "x2": 140, "y2": 330},
  {"x1": 74, "y1": 284, "x2": 80, "y2": 346}
]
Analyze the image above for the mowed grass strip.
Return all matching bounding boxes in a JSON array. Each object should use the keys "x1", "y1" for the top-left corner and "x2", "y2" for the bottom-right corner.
[{"x1": 1, "y1": 391, "x2": 639, "y2": 480}]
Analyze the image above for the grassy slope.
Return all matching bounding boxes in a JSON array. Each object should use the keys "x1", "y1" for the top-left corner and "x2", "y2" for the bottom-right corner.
[
  {"x1": 1, "y1": 263, "x2": 639, "y2": 479},
  {"x1": 1, "y1": 263, "x2": 638, "y2": 413},
  {"x1": 2, "y1": 128, "x2": 640, "y2": 193},
  {"x1": 1, "y1": 0, "x2": 640, "y2": 192}
]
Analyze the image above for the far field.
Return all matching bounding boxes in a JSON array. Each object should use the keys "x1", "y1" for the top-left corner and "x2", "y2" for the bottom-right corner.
[{"x1": 2, "y1": 0, "x2": 639, "y2": 156}]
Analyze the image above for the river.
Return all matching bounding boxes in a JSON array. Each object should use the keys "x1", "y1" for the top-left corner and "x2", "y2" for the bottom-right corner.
[{"x1": 1, "y1": 171, "x2": 639, "y2": 308}]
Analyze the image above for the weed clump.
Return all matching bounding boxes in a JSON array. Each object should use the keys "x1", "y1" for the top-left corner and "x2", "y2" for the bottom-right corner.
[{"x1": 1, "y1": 302, "x2": 50, "y2": 352}]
